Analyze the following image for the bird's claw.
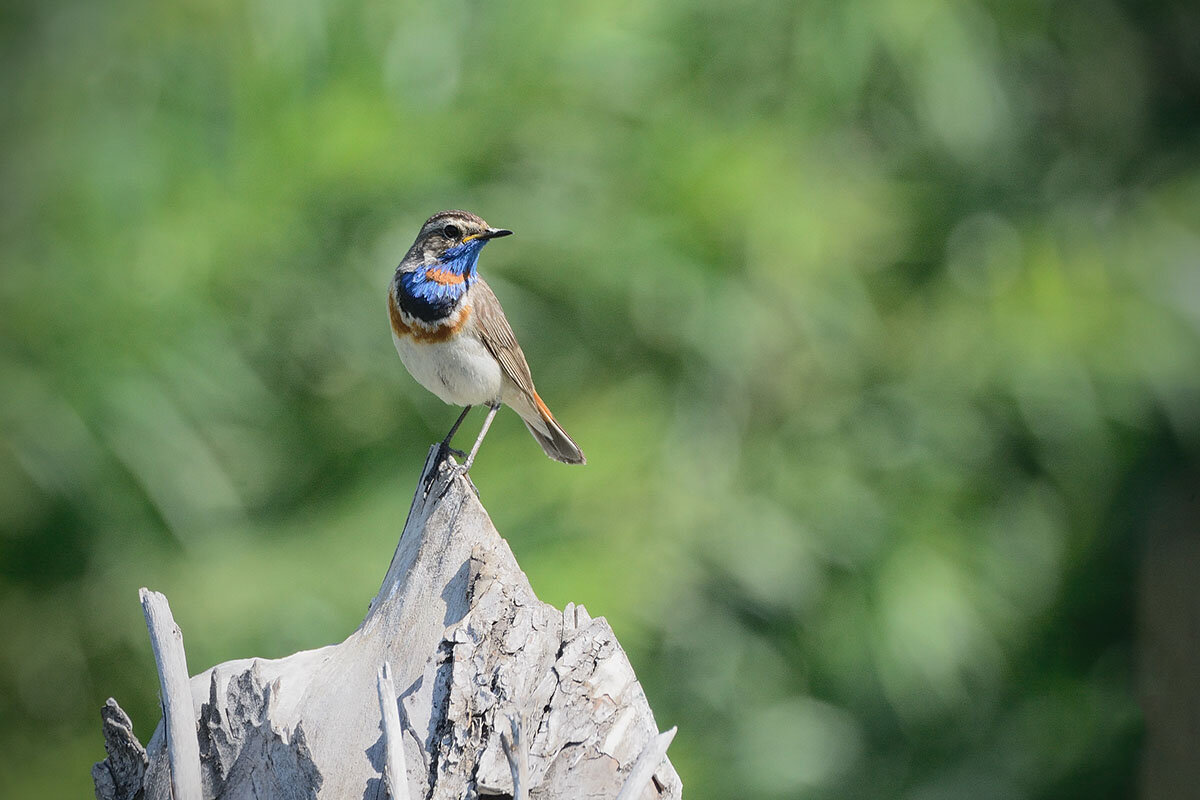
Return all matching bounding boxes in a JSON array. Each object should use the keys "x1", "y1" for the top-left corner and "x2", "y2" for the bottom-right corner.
[
  {"x1": 422, "y1": 445, "x2": 478, "y2": 499},
  {"x1": 434, "y1": 441, "x2": 466, "y2": 463}
]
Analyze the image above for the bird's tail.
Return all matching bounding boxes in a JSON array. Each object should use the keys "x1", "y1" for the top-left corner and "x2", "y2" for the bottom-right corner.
[{"x1": 520, "y1": 392, "x2": 586, "y2": 465}]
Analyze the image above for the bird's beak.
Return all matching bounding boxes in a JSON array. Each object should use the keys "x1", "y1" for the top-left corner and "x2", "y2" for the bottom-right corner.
[{"x1": 464, "y1": 227, "x2": 513, "y2": 243}]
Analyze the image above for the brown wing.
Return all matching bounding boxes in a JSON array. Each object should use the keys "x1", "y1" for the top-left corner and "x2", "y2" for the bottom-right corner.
[
  {"x1": 471, "y1": 278, "x2": 537, "y2": 400},
  {"x1": 472, "y1": 278, "x2": 587, "y2": 464}
]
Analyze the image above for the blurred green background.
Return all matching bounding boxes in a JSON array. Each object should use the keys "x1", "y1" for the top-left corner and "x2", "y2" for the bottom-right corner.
[{"x1": 2, "y1": 0, "x2": 1199, "y2": 796}]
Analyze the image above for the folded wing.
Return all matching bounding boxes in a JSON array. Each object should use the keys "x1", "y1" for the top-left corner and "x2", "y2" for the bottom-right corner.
[{"x1": 472, "y1": 279, "x2": 586, "y2": 464}]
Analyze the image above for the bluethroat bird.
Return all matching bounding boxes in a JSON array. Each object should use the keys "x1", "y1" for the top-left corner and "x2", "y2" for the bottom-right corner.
[{"x1": 388, "y1": 210, "x2": 586, "y2": 472}]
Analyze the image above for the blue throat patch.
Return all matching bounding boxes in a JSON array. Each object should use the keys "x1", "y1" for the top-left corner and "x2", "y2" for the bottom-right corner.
[{"x1": 396, "y1": 240, "x2": 486, "y2": 323}]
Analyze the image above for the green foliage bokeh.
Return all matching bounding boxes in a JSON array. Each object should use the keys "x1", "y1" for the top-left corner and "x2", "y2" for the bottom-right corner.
[{"x1": 2, "y1": 0, "x2": 1198, "y2": 796}]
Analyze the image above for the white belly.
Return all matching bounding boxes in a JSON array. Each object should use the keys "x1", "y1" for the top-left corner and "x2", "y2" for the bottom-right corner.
[{"x1": 392, "y1": 331, "x2": 503, "y2": 406}]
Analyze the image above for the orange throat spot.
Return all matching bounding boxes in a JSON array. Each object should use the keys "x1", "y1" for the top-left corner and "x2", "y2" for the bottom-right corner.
[{"x1": 424, "y1": 268, "x2": 466, "y2": 286}]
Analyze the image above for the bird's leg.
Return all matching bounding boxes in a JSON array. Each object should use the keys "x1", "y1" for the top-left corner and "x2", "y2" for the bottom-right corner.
[
  {"x1": 439, "y1": 405, "x2": 472, "y2": 459},
  {"x1": 458, "y1": 401, "x2": 500, "y2": 473}
]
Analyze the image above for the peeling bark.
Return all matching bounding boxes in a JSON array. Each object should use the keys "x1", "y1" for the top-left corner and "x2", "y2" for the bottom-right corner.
[{"x1": 94, "y1": 447, "x2": 681, "y2": 800}]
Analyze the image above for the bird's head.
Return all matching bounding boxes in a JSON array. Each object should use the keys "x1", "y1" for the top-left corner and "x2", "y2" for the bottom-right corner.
[{"x1": 401, "y1": 210, "x2": 513, "y2": 271}]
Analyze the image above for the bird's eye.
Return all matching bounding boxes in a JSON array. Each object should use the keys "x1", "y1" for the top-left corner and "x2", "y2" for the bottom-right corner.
[{"x1": 442, "y1": 224, "x2": 461, "y2": 240}]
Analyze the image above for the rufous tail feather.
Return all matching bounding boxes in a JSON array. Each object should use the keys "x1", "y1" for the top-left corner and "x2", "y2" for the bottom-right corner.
[{"x1": 522, "y1": 392, "x2": 585, "y2": 465}]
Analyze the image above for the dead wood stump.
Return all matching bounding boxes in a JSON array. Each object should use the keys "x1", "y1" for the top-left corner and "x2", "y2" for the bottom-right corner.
[{"x1": 93, "y1": 446, "x2": 682, "y2": 800}]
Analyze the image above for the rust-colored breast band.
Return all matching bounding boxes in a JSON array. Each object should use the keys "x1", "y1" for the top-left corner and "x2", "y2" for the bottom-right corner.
[{"x1": 388, "y1": 289, "x2": 472, "y2": 343}]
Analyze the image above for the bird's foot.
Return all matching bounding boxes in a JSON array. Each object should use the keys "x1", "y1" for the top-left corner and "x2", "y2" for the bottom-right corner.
[
  {"x1": 423, "y1": 443, "x2": 477, "y2": 498},
  {"x1": 434, "y1": 440, "x2": 467, "y2": 464},
  {"x1": 443, "y1": 456, "x2": 482, "y2": 496}
]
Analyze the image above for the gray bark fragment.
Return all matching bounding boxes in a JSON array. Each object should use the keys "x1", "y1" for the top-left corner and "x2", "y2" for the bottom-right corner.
[
  {"x1": 94, "y1": 447, "x2": 681, "y2": 799},
  {"x1": 92, "y1": 698, "x2": 148, "y2": 800},
  {"x1": 190, "y1": 663, "x2": 322, "y2": 800}
]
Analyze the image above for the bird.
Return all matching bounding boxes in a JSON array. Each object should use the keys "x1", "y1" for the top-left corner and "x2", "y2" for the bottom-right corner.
[{"x1": 387, "y1": 209, "x2": 586, "y2": 473}]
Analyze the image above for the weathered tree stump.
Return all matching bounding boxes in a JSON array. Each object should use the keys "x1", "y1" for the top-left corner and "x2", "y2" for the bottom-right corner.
[{"x1": 93, "y1": 446, "x2": 682, "y2": 799}]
